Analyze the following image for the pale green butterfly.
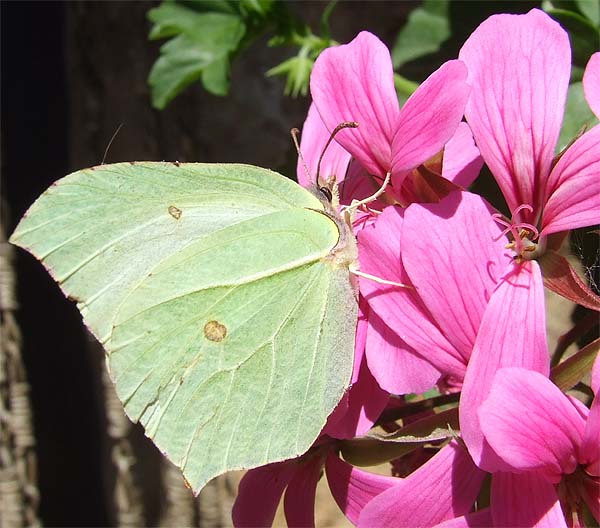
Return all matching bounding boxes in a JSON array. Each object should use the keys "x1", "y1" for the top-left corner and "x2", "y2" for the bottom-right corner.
[{"x1": 10, "y1": 154, "x2": 378, "y2": 493}]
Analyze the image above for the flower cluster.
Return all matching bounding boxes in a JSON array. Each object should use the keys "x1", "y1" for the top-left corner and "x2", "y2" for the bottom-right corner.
[{"x1": 233, "y1": 9, "x2": 600, "y2": 527}]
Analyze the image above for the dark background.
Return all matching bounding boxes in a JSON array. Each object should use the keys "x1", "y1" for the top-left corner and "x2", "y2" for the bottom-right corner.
[{"x1": 2, "y1": 1, "x2": 545, "y2": 526}]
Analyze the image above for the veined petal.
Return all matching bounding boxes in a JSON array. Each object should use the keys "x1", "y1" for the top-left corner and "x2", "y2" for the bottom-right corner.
[
  {"x1": 366, "y1": 312, "x2": 440, "y2": 395},
  {"x1": 358, "y1": 441, "x2": 485, "y2": 528},
  {"x1": 541, "y1": 124, "x2": 600, "y2": 235},
  {"x1": 358, "y1": 205, "x2": 466, "y2": 379},
  {"x1": 441, "y1": 122, "x2": 484, "y2": 189},
  {"x1": 339, "y1": 161, "x2": 385, "y2": 209},
  {"x1": 402, "y1": 191, "x2": 507, "y2": 362},
  {"x1": 325, "y1": 452, "x2": 398, "y2": 525},
  {"x1": 459, "y1": 9, "x2": 571, "y2": 216},
  {"x1": 480, "y1": 367, "x2": 585, "y2": 482},
  {"x1": 491, "y1": 472, "x2": 567, "y2": 527},
  {"x1": 391, "y1": 60, "x2": 470, "y2": 182},
  {"x1": 283, "y1": 457, "x2": 322, "y2": 528},
  {"x1": 310, "y1": 31, "x2": 399, "y2": 177},
  {"x1": 460, "y1": 261, "x2": 549, "y2": 471},
  {"x1": 584, "y1": 52, "x2": 600, "y2": 119},
  {"x1": 433, "y1": 509, "x2": 493, "y2": 528},
  {"x1": 581, "y1": 396, "x2": 600, "y2": 476},
  {"x1": 232, "y1": 462, "x2": 296, "y2": 527},
  {"x1": 297, "y1": 103, "x2": 352, "y2": 189}
]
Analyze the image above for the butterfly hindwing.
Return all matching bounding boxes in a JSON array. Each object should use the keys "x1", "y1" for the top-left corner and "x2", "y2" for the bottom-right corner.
[{"x1": 10, "y1": 161, "x2": 357, "y2": 492}]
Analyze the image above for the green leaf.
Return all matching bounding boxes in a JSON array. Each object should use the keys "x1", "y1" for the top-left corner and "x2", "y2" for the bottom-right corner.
[
  {"x1": 10, "y1": 162, "x2": 358, "y2": 492},
  {"x1": 558, "y1": 81, "x2": 599, "y2": 152},
  {"x1": 341, "y1": 407, "x2": 458, "y2": 466},
  {"x1": 267, "y1": 55, "x2": 313, "y2": 97},
  {"x1": 148, "y1": 3, "x2": 205, "y2": 40},
  {"x1": 575, "y1": 0, "x2": 600, "y2": 26},
  {"x1": 392, "y1": 0, "x2": 450, "y2": 69},
  {"x1": 200, "y1": 57, "x2": 230, "y2": 96},
  {"x1": 394, "y1": 73, "x2": 419, "y2": 105},
  {"x1": 320, "y1": 0, "x2": 338, "y2": 39},
  {"x1": 183, "y1": 1, "x2": 239, "y2": 15},
  {"x1": 239, "y1": 0, "x2": 276, "y2": 17},
  {"x1": 551, "y1": 337, "x2": 600, "y2": 391},
  {"x1": 544, "y1": 7, "x2": 600, "y2": 67},
  {"x1": 148, "y1": 5, "x2": 246, "y2": 108}
]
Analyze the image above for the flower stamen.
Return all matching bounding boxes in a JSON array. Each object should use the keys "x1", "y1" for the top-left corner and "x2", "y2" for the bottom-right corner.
[{"x1": 492, "y1": 204, "x2": 545, "y2": 261}]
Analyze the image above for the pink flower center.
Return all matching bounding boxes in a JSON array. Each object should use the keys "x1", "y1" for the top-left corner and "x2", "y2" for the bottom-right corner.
[
  {"x1": 492, "y1": 204, "x2": 546, "y2": 261},
  {"x1": 558, "y1": 465, "x2": 599, "y2": 525}
]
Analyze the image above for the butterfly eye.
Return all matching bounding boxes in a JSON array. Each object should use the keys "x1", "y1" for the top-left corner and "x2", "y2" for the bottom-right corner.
[{"x1": 319, "y1": 186, "x2": 333, "y2": 202}]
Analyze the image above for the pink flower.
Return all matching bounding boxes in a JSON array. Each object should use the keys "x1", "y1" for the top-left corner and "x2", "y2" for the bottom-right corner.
[
  {"x1": 332, "y1": 440, "x2": 485, "y2": 527},
  {"x1": 307, "y1": 31, "x2": 475, "y2": 201},
  {"x1": 232, "y1": 440, "x2": 399, "y2": 527},
  {"x1": 478, "y1": 361, "x2": 600, "y2": 526},
  {"x1": 358, "y1": 190, "x2": 550, "y2": 470},
  {"x1": 452, "y1": 7, "x2": 600, "y2": 470},
  {"x1": 298, "y1": 32, "x2": 482, "y2": 399},
  {"x1": 458, "y1": 9, "x2": 600, "y2": 253}
]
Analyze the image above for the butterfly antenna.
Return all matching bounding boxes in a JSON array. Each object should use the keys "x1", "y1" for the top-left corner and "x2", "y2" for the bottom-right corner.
[
  {"x1": 316, "y1": 121, "x2": 358, "y2": 186},
  {"x1": 291, "y1": 128, "x2": 312, "y2": 182},
  {"x1": 101, "y1": 122, "x2": 124, "y2": 165}
]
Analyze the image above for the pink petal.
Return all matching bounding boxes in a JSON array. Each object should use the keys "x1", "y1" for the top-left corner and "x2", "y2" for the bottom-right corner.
[
  {"x1": 433, "y1": 510, "x2": 492, "y2": 528},
  {"x1": 460, "y1": 260, "x2": 550, "y2": 471},
  {"x1": 441, "y1": 122, "x2": 483, "y2": 188},
  {"x1": 357, "y1": 205, "x2": 466, "y2": 379},
  {"x1": 297, "y1": 103, "x2": 352, "y2": 188},
  {"x1": 310, "y1": 31, "x2": 399, "y2": 177},
  {"x1": 581, "y1": 395, "x2": 600, "y2": 476},
  {"x1": 584, "y1": 52, "x2": 600, "y2": 119},
  {"x1": 325, "y1": 452, "x2": 398, "y2": 525},
  {"x1": 391, "y1": 60, "x2": 470, "y2": 182},
  {"x1": 366, "y1": 312, "x2": 440, "y2": 395},
  {"x1": 459, "y1": 9, "x2": 571, "y2": 216},
  {"x1": 358, "y1": 441, "x2": 485, "y2": 527},
  {"x1": 402, "y1": 191, "x2": 507, "y2": 363},
  {"x1": 232, "y1": 462, "x2": 296, "y2": 527},
  {"x1": 479, "y1": 367, "x2": 585, "y2": 482},
  {"x1": 491, "y1": 472, "x2": 567, "y2": 527},
  {"x1": 338, "y1": 161, "x2": 385, "y2": 208},
  {"x1": 541, "y1": 124, "x2": 600, "y2": 235},
  {"x1": 283, "y1": 457, "x2": 322, "y2": 528}
]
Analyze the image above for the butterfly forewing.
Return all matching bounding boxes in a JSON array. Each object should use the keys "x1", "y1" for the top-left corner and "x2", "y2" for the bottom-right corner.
[{"x1": 10, "y1": 161, "x2": 357, "y2": 492}]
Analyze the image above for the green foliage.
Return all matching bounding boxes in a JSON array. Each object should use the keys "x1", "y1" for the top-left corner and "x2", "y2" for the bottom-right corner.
[
  {"x1": 541, "y1": 1, "x2": 599, "y2": 150},
  {"x1": 543, "y1": 0, "x2": 600, "y2": 69},
  {"x1": 557, "y1": 81, "x2": 599, "y2": 151},
  {"x1": 394, "y1": 73, "x2": 420, "y2": 106},
  {"x1": 575, "y1": 0, "x2": 600, "y2": 25},
  {"x1": 551, "y1": 337, "x2": 600, "y2": 391},
  {"x1": 266, "y1": 55, "x2": 313, "y2": 97},
  {"x1": 148, "y1": 1, "x2": 271, "y2": 108},
  {"x1": 10, "y1": 162, "x2": 357, "y2": 492},
  {"x1": 147, "y1": 0, "x2": 336, "y2": 108},
  {"x1": 391, "y1": 0, "x2": 450, "y2": 69}
]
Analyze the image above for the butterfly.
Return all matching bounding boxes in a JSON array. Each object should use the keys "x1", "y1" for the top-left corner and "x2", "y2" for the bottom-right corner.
[{"x1": 10, "y1": 160, "x2": 360, "y2": 492}]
